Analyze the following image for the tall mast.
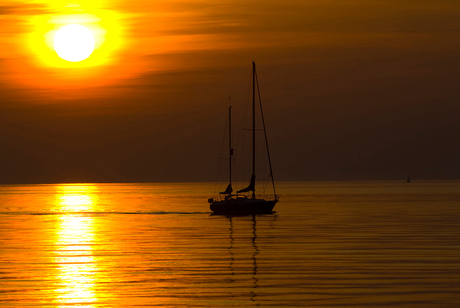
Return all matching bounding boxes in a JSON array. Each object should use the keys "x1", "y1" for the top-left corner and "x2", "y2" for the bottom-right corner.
[
  {"x1": 236, "y1": 62, "x2": 258, "y2": 197},
  {"x1": 228, "y1": 105, "x2": 232, "y2": 188},
  {"x1": 252, "y1": 61, "x2": 256, "y2": 198}
]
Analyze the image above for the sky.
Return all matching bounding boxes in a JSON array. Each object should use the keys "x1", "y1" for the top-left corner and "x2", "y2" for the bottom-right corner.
[{"x1": 0, "y1": 0, "x2": 460, "y2": 183}]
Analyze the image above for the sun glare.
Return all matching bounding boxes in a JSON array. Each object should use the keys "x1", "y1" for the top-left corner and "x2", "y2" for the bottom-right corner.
[
  {"x1": 54, "y1": 24, "x2": 95, "y2": 62},
  {"x1": 15, "y1": 4, "x2": 145, "y2": 91},
  {"x1": 26, "y1": 9, "x2": 124, "y2": 71}
]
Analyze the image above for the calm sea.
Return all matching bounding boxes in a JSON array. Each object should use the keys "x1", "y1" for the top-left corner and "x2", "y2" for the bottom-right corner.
[{"x1": 0, "y1": 181, "x2": 459, "y2": 307}]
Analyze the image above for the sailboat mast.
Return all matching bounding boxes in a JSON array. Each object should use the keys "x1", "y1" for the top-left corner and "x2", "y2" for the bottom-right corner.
[
  {"x1": 252, "y1": 61, "x2": 256, "y2": 198},
  {"x1": 228, "y1": 106, "x2": 232, "y2": 188}
]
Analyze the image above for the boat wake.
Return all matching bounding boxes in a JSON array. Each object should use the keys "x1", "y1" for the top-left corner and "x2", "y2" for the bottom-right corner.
[{"x1": 0, "y1": 211, "x2": 210, "y2": 216}]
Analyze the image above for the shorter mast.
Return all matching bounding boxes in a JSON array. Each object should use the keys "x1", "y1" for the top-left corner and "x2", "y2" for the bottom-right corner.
[
  {"x1": 220, "y1": 105, "x2": 233, "y2": 195},
  {"x1": 228, "y1": 105, "x2": 233, "y2": 191},
  {"x1": 252, "y1": 61, "x2": 256, "y2": 199}
]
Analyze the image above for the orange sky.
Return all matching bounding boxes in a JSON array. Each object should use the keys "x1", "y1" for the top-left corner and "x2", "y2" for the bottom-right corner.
[{"x1": 1, "y1": 0, "x2": 460, "y2": 183}]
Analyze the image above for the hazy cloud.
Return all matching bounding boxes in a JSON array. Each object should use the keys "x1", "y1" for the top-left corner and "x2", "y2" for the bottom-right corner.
[
  {"x1": 0, "y1": 3, "x2": 51, "y2": 16},
  {"x1": 1, "y1": 0, "x2": 460, "y2": 183}
]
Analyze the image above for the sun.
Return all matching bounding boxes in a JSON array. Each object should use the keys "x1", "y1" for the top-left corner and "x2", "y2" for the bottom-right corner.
[{"x1": 54, "y1": 24, "x2": 95, "y2": 62}]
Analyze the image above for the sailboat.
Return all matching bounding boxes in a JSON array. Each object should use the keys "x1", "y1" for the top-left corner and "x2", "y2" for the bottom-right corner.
[{"x1": 208, "y1": 62, "x2": 279, "y2": 214}]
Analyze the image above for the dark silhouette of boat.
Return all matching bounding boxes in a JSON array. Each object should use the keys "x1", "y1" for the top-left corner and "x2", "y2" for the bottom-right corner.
[{"x1": 209, "y1": 62, "x2": 279, "y2": 215}]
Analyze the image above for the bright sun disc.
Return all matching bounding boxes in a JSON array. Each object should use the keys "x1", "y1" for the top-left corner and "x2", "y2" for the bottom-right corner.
[{"x1": 54, "y1": 24, "x2": 95, "y2": 62}]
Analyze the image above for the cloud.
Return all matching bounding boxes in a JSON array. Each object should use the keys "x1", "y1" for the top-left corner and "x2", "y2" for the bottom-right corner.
[
  {"x1": 2, "y1": 0, "x2": 460, "y2": 182},
  {"x1": 0, "y1": 3, "x2": 51, "y2": 16}
]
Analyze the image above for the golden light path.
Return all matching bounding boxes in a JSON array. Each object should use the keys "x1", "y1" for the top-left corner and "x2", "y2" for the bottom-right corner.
[{"x1": 53, "y1": 185, "x2": 99, "y2": 307}]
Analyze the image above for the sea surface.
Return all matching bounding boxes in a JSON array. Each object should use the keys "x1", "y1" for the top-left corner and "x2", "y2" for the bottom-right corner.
[{"x1": 0, "y1": 181, "x2": 459, "y2": 307}]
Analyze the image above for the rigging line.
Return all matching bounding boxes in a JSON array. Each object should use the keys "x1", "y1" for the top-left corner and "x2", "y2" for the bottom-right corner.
[
  {"x1": 255, "y1": 66, "x2": 277, "y2": 199},
  {"x1": 234, "y1": 70, "x2": 253, "y2": 186}
]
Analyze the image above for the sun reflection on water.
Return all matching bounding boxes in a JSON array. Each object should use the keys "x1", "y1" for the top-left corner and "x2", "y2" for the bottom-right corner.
[{"x1": 53, "y1": 185, "x2": 99, "y2": 307}]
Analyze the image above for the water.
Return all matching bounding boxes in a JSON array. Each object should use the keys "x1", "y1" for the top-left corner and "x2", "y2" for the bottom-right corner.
[{"x1": 1, "y1": 181, "x2": 459, "y2": 307}]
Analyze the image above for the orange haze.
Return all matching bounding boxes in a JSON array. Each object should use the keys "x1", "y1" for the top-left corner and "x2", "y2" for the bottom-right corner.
[{"x1": 1, "y1": 0, "x2": 460, "y2": 183}]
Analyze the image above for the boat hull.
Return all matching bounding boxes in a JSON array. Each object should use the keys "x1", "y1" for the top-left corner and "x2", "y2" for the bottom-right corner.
[{"x1": 210, "y1": 198, "x2": 277, "y2": 215}]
